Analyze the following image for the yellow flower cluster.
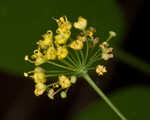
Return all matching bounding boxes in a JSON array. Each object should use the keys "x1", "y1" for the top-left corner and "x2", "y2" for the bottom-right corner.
[
  {"x1": 24, "y1": 16, "x2": 116, "y2": 99},
  {"x1": 32, "y1": 67, "x2": 47, "y2": 96},
  {"x1": 24, "y1": 67, "x2": 73, "y2": 98},
  {"x1": 25, "y1": 16, "x2": 89, "y2": 66},
  {"x1": 55, "y1": 16, "x2": 72, "y2": 45}
]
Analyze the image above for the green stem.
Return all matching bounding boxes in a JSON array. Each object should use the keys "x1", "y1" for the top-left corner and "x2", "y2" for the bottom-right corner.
[
  {"x1": 82, "y1": 73, "x2": 127, "y2": 120},
  {"x1": 47, "y1": 61, "x2": 74, "y2": 71}
]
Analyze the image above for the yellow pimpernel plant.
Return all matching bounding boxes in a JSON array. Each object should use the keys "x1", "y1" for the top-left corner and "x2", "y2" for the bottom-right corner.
[{"x1": 24, "y1": 16, "x2": 127, "y2": 120}]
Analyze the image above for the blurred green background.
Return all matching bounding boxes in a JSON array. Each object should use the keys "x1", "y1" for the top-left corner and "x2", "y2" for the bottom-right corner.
[
  {"x1": 0, "y1": 0, "x2": 124, "y2": 74},
  {"x1": 0, "y1": 0, "x2": 149, "y2": 120}
]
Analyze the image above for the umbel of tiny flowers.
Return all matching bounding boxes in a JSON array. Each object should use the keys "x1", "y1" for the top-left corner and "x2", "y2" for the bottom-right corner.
[{"x1": 24, "y1": 16, "x2": 127, "y2": 120}]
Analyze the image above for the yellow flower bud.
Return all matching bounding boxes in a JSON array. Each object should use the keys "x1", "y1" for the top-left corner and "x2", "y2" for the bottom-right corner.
[
  {"x1": 59, "y1": 75, "x2": 71, "y2": 89},
  {"x1": 34, "y1": 83, "x2": 46, "y2": 96},
  {"x1": 70, "y1": 75, "x2": 77, "y2": 84},
  {"x1": 74, "y1": 16, "x2": 87, "y2": 30},
  {"x1": 60, "y1": 91, "x2": 67, "y2": 99},
  {"x1": 96, "y1": 65, "x2": 107, "y2": 76},
  {"x1": 56, "y1": 46, "x2": 68, "y2": 60}
]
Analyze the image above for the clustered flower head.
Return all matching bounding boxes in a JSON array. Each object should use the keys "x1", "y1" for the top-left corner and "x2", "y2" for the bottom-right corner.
[{"x1": 24, "y1": 16, "x2": 116, "y2": 99}]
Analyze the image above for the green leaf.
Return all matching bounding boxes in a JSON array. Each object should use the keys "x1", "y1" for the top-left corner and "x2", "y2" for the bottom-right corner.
[{"x1": 73, "y1": 86, "x2": 150, "y2": 120}]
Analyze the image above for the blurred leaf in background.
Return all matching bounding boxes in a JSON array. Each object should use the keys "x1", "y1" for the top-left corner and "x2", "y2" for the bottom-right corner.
[
  {"x1": 74, "y1": 86, "x2": 150, "y2": 120},
  {"x1": 0, "y1": 0, "x2": 125, "y2": 75}
]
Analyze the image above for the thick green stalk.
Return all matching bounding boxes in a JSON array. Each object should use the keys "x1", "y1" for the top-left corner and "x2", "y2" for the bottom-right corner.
[{"x1": 82, "y1": 73, "x2": 127, "y2": 120}]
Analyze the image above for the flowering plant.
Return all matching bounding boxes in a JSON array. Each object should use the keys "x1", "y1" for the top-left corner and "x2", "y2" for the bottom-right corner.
[{"x1": 24, "y1": 16, "x2": 127, "y2": 120}]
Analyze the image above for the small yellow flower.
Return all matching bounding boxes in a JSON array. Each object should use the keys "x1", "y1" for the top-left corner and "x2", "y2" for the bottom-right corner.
[
  {"x1": 77, "y1": 35, "x2": 86, "y2": 42},
  {"x1": 96, "y1": 65, "x2": 107, "y2": 76},
  {"x1": 59, "y1": 75, "x2": 71, "y2": 89},
  {"x1": 45, "y1": 46, "x2": 57, "y2": 60},
  {"x1": 32, "y1": 49, "x2": 47, "y2": 66},
  {"x1": 55, "y1": 31, "x2": 71, "y2": 45},
  {"x1": 74, "y1": 16, "x2": 87, "y2": 30},
  {"x1": 56, "y1": 16, "x2": 72, "y2": 33},
  {"x1": 48, "y1": 89, "x2": 55, "y2": 99},
  {"x1": 56, "y1": 46, "x2": 68, "y2": 60},
  {"x1": 37, "y1": 30, "x2": 53, "y2": 49},
  {"x1": 33, "y1": 67, "x2": 46, "y2": 83},
  {"x1": 34, "y1": 82, "x2": 46, "y2": 96},
  {"x1": 69, "y1": 40, "x2": 83, "y2": 50}
]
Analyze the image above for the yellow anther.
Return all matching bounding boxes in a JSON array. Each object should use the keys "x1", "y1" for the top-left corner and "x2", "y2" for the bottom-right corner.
[
  {"x1": 59, "y1": 75, "x2": 71, "y2": 89},
  {"x1": 53, "y1": 83, "x2": 59, "y2": 88},
  {"x1": 96, "y1": 65, "x2": 107, "y2": 76}
]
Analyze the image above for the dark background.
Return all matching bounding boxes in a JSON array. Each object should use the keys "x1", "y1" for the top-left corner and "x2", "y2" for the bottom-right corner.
[{"x1": 0, "y1": 0, "x2": 149, "y2": 120}]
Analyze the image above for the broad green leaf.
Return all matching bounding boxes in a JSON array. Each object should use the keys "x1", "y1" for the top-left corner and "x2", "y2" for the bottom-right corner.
[{"x1": 74, "y1": 86, "x2": 150, "y2": 120}]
